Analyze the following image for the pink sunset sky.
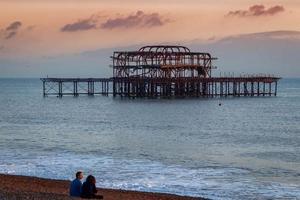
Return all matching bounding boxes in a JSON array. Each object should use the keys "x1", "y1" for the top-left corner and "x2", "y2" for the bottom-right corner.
[
  {"x1": 0, "y1": 0, "x2": 299, "y2": 56},
  {"x1": 1, "y1": 0, "x2": 300, "y2": 77}
]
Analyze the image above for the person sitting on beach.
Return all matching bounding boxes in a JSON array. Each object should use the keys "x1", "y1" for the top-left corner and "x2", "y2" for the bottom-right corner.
[
  {"x1": 81, "y1": 175, "x2": 103, "y2": 199},
  {"x1": 69, "y1": 171, "x2": 83, "y2": 197}
]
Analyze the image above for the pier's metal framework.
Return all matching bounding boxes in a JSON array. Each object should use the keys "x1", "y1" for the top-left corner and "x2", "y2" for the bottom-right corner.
[
  {"x1": 41, "y1": 45, "x2": 280, "y2": 98},
  {"x1": 113, "y1": 45, "x2": 215, "y2": 79}
]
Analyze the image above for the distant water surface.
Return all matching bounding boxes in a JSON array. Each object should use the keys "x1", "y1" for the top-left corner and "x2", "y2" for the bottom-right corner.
[{"x1": 0, "y1": 78, "x2": 299, "y2": 200}]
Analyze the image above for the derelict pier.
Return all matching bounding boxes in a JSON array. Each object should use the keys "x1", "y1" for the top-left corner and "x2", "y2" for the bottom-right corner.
[{"x1": 41, "y1": 45, "x2": 280, "y2": 98}]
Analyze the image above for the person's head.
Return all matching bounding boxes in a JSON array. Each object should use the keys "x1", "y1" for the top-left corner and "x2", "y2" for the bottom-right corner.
[
  {"x1": 86, "y1": 175, "x2": 96, "y2": 184},
  {"x1": 76, "y1": 171, "x2": 83, "y2": 180},
  {"x1": 90, "y1": 175, "x2": 96, "y2": 184}
]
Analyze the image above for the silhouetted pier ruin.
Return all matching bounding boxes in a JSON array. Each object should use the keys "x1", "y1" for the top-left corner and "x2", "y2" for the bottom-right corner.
[{"x1": 41, "y1": 45, "x2": 280, "y2": 98}]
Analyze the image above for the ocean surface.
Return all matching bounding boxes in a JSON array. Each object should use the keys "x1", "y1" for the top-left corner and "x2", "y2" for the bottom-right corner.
[{"x1": 0, "y1": 78, "x2": 299, "y2": 200}]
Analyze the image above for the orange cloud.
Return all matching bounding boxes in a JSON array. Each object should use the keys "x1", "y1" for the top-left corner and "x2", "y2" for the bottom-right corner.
[
  {"x1": 6, "y1": 21, "x2": 22, "y2": 31},
  {"x1": 5, "y1": 31, "x2": 17, "y2": 39},
  {"x1": 100, "y1": 10, "x2": 170, "y2": 29},
  {"x1": 61, "y1": 16, "x2": 98, "y2": 32},
  {"x1": 226, "y1": 5, "x2": 285, "y2": 17},
  {"x1": 60, "y1": 11, "x2": 170, "y2": 32},
  {"x1": 2, "y1": 21, "x2": 22, "y2": 39}
]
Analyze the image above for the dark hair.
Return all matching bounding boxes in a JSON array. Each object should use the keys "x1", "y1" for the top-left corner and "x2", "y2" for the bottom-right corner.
[
  {"x1": 86, "y1": 175, "x2": 96, "y2": 184},
  {"x1": 76, "y1": 171, "x2": 82, "y2": 178}
]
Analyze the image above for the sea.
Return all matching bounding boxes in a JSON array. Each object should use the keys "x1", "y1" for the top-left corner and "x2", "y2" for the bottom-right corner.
[{"x1": 0, "y1": 78, "x2": 299, "y2": 200}]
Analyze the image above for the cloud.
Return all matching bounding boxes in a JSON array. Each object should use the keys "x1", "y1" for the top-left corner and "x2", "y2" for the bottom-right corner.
[
  {"x1": 233, "y1": 30, "x2": 300, "y2": 40},
  {"x1": 6, "y1": 21, "x2": 22, "y2": 31},
  {"x1": 101, "y1": 10, "x2": 170, "y2": 29},
  {"x1": 61, "y1": 16, "x2": 98, "y2": 32},
  {"x1": 5, "y1": 31, "x2": 17, "y2": 39},
  {"x1": 60, "y1": 11, "x2": 169, "y2": 32},
  {"x1": 2, "y1": 21, "x2": 22, "y2": 39},
  {"x1": 226, "y1": 5, "x2": 285, "y2": 17}
]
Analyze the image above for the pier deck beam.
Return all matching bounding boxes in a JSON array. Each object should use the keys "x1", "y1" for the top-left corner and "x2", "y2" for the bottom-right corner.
[{"x1": 40, "y1": 77, "x2": 280, "y2": 98}]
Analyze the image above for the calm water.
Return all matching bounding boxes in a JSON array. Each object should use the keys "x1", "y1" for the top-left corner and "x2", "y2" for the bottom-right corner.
[{"x1": 0, "y1": 78, "x2": 299, "y2": 200}]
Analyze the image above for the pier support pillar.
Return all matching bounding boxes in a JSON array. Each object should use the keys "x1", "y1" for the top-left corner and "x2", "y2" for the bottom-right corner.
[
  {"x1": 275, "y1": 81, "x2": 278, "y2": 96},
  {"x1": 43, "y1": 81, "x2": 46, "y2": 97},
  {"x1": 73, "y1": 81, "x2": 78, "y2": 96},
  {"x1": 58, "y1": 81, "x2": 63, "y2": 97}
]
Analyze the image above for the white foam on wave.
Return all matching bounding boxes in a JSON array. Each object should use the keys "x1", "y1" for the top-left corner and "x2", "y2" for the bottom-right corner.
[{"x1": 0, "y1": 151, "x2": 299, "y2": 200}]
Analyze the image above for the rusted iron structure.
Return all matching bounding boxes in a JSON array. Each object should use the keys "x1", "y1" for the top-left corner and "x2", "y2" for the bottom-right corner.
[
  {"x1": 40, "y1": 78, "x2": 112, "y2": 97},
  {"x1": 113, "y1": 45, "x2": 214, "y2": 79},
  {"x1": 41, "y1": 45, "x2": 280, "y2": 97}
]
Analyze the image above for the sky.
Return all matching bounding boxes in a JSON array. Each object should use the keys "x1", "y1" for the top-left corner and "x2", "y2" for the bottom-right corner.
[{"x1": 0, "y1": 0, "x2": 300, "y2": 77}]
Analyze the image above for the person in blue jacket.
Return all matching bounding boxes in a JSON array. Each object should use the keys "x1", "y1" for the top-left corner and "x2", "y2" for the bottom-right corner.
[{"x1": 69, "y1": 171, "x2": 83, "y2": 197}]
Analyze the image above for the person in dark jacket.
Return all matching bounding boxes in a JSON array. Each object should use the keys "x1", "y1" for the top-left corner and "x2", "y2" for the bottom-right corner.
[
  {"x1": 69, "y1": 171, "x2": 83, "y2": 197},
  {"x1": 81, "y1": 175, "x2": 103, "y2": 199}
]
